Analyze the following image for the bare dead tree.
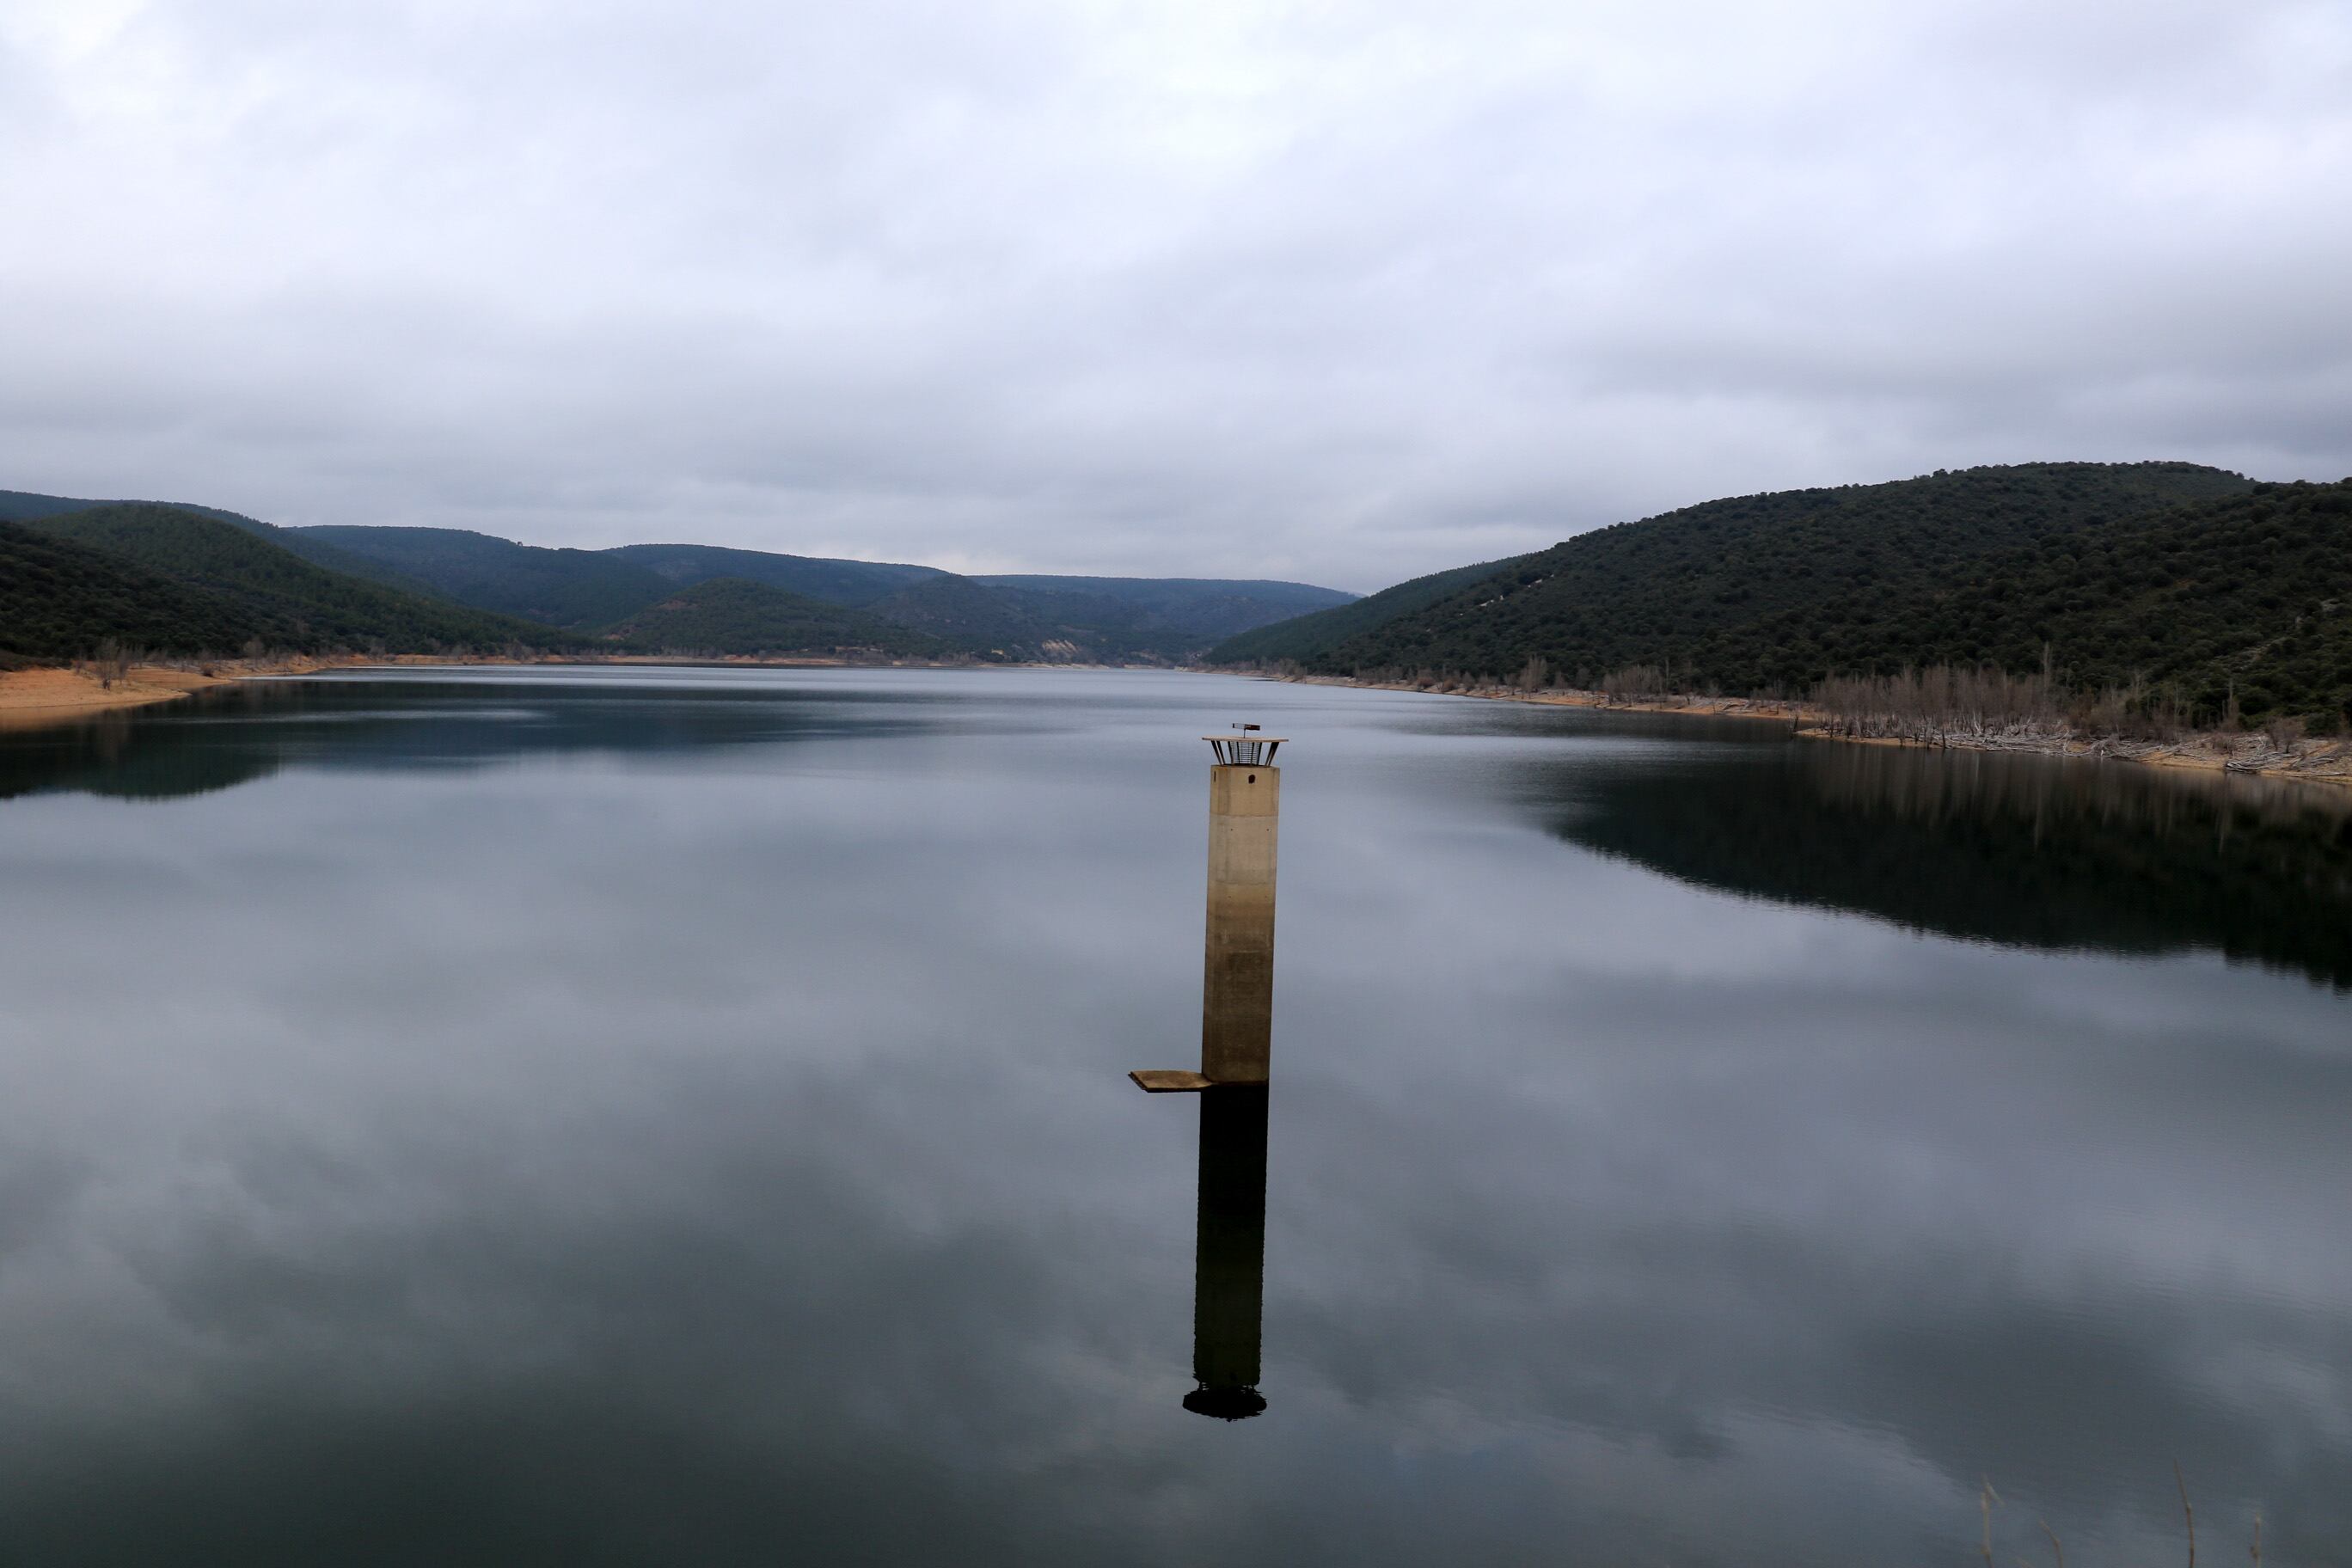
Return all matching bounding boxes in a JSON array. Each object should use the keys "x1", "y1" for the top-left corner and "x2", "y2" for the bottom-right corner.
[
  {"x1": 2176, "y1": 1461, "x2": 2196, "y2": 1566},
  {"x1": 91, "y1": 637, "x2": 135, "y2": 690}
]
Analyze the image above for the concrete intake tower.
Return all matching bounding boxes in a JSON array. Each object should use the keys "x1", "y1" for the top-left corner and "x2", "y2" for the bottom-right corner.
[
  {"x1": 1200, "y1": 726, "x2": 1281, "y2": 1084},
  {"x1": 1131, "y1": 724, "x2": 1284, "y2": 1093}
]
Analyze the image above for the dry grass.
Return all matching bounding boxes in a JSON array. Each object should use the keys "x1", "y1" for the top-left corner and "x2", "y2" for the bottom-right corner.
[{"x1": 1973, "y1": 1465, "x2": 2270, "y2": 1568}]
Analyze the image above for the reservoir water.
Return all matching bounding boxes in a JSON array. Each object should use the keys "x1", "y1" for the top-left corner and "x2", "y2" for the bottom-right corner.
[{"x1": 1, "y1": 665, "x2": 2348, "y2": 1565}]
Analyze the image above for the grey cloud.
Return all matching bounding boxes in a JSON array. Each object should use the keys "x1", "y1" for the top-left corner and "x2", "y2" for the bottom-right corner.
[{"x1": 1, "y1": 0, "x2": 2347, "y2": 589}]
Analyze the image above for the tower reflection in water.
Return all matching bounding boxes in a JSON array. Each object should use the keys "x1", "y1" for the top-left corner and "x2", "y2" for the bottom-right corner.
[{"x1": 1184, "y1": 1084, "x2": 1270, "y2": 1419}]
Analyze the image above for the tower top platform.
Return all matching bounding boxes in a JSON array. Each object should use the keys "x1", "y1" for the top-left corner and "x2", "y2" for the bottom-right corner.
[{"x1": 1204, "y1": 724, "x2": 1284, "y2": 766}]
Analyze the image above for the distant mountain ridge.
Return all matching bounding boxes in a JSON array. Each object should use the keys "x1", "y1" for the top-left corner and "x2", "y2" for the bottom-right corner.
[
  {"x1": 972, "y1": 575, "x2": 1354, "y2": 643},
  {"x1": 605, "y1": 542, "x2": 946, "y2": 606},
  {"x1": 600, "y1": 578, "x2": 950, "y2": 658},
  {"x1": 0, "y1": 487, "x2": 1357, "y2": 664},
  {"x1": 1210, "y1": 557, "x2": 1515, "y2": 668},
  {"x1": 1209, "y1": 461, "x2": 2352, "y2": 727},
  {"x1": 297, "y1": 525, "x2": 678, "y2": 629}
]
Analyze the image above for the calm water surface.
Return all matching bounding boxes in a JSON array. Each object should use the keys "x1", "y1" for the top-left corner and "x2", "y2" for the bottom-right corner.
[{"x1": 2, "y1": 667, "x2": 2349, "y2": 1565}]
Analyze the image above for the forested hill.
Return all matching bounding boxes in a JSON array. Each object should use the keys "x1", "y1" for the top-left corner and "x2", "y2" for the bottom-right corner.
[
  {"x1": 297, "y1": 525, "x2": 680, "y2": 629},
  {"x1": 600, "y1": 578, "x2": 947, "y2": 658},
  {"x1": 971, "y1": 575, "x2": 1356, "y2": 643},
  {"x1": 604, "y1": 542, "x2": 944, "y2": 606},
  {"x1": 1205, "y1": 557, "x2": 1516, "y2": 667},
  {"x1": 2, "y1": 520, "x2": 264, "y2": 665},
  {"x1": 17, "y1": 505, "x2": 569, "y2": 655},
  {"x1": 305, "y1": 526, "x2": 1351, "y2": 659},
  {"x1": 1889, "y1": 479, "x2": 2352, "y2": 726},
  {"x1": 4, "y1": 486, "x2": 1357, "y2": 663},
  {"x1": 1205, "y1": 462, "x2": 2352, "y2": 719}
]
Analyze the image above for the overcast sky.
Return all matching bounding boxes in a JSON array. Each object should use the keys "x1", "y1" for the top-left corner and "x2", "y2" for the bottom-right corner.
[{"x1": 3, "y1": 0, "x2": 2348, "y2": 591}]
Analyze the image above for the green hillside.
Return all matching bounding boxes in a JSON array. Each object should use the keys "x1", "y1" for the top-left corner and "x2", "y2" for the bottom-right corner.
[
  {"x1": 599, "y1": 578, "x2": 949, "y2": 658},
  {"x1": 9, "y1": 488, "x2": 1362, "y2": 665},
  {"x1": 1, "y1": 520, "x2": 270, "y2": 660},
  {"x1": 3, "y1": 487, "x2": 1334, "y2": 665},
  {"x1": 21, "y1": 505, "x2": 571, "y2": 652},
  {"x1": 298, "y1": 525, "x2": 675, "y2": 629},
  {"x1": 971, "y1": 575, "x2": 1355, "y2": 641},
  {"x1": 861, "y1": 576, "x2": 1057, "y2": 655},
  {"x1": 3, "y1": 493, "x2": 520, "y2": 607},
  {"x1": 604, "y1": 542, "x2": 946, "y2": 607},
  {"x1": 8, "y1": 490, "x2": 364, "y2": 588},
  {"x1": 1207, "y1": 557, "x2": 1515, "y2": 665},
  {"x1": 1210, "y1": 463, "x2": 2352, "y2": 726},
  {"x1": 1, "y1": 488, "x2": 134, "y2": 524},
  {"x1": 616, "y1": 549, "x2": 1353, "y2": 654},
  {"x1": 1871, "y1": 479, "x2": 2352, "y2": 726},
  {"x1": 212, "y1": 514, "x2": 456, "y2": 601},
  {"x1": 1211, "y1": 462, "x2": 2253, "y2": 681}
]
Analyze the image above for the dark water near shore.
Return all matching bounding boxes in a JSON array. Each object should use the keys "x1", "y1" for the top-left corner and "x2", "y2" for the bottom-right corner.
[{"x1": 2, "y1": 667, "x2": 2349, "y2": 1565}]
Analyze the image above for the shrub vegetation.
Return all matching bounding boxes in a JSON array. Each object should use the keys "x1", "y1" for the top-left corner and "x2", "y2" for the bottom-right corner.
[
  {"x1": 1212, "y1": 463, "x2": 2352, "y2": 726},
  {"x1": 21, "y1": 504, "x2": 574, "y2": 654},
  {"x1": 598, "y1": 577, "x2": 951, "y2": 658},
  {"x1": 2, "y1": 520, "x2": 266, "y2": 661}
]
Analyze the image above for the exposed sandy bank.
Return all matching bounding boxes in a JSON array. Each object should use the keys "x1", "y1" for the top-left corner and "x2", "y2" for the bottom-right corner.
[
  {"x1": 0, "y1": 652, "x2": 398, "y2": 731},
  {"x1": 0, "y1": 665, "x2": 228, "y2": 730},
  {"x1": 0, "y1": 651, "x2": 1122, "y2": 735}
]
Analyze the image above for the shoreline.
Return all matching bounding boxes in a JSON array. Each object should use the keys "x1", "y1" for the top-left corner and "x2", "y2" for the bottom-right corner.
[
  {"x1": 0, "y1": 651, "x2": 1145, "y2": 732},
  {"x1": 12, "y1": 656, "x2": 2345, "y2": 791},
  {"x1": 1257, "y1": 672, "x2": 2352, "y2": 789},
  {"x1": 0, "y1": 665, "x2": 235, "y2": 730},
  {"x1": 0, "y1": 652, "x2": 406, "y2": 730}
]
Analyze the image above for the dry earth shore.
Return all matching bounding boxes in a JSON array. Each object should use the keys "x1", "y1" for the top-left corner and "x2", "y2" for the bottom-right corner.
[
  {"x1": 0, "y1": 652, "x2": 1097, "y2": 732},
  {"x1": 0, "y1": 665, "x2": 233, "y2": 730},
  {"x1": 0, "y1": 652, "x2": 441, "y2": 729}
]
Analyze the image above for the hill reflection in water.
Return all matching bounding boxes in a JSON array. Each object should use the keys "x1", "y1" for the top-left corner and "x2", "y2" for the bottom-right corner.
[
  {"x1": 0, "y1": 669, "x2": 966, "y2": 803},
  {"x1": 1539, "y1": 735, "x2": 2352, "y2": 989}
]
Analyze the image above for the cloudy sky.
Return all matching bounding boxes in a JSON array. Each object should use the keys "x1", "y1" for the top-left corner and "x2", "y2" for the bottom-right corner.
[{"x1": 3, "y1": 0, "x2": 2348, "y2": 591}]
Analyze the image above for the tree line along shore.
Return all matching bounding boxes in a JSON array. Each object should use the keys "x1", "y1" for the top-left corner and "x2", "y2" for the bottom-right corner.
[{"x1": 1255, "y1": 670, "x2": 2352, "y2": 788}]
